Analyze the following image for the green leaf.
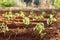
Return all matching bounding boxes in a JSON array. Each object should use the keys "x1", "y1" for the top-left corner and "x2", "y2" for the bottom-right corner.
[
  {"x1": 0, "y1": 22, "x2": 9, "y2": 32},
  {"x1": 20, "y1": 11, "x2": 25, "y2": 18},
  {"x1": 35, "y1": 22, "x2": 44, "y2": 34},
  {"x1": 23, "y1": 17, "x2": 30, "y2": 25}
]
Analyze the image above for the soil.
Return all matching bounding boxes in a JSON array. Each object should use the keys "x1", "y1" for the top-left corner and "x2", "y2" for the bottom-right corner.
[
  {"x1": 0, "y1": 11, "x2": 60, "y2": 40},
  {"x1": 0, "y1": 21, "x2": 60, "y2": 40},
  {"x1": 42, "y1": 13, "x2": 60, "y2": 40},
  {"x1": 0, "y1": 20, "x2": 60, "y2": 40}
]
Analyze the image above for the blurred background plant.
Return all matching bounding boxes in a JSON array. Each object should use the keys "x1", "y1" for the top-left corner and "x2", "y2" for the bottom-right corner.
[
  {"x1": 0, "y1": 0, "x2": 15, "y2": 7},
  {"x1": 0, "y1": 0, "x2": 60, "y2": 8},
  {"x1": 54, "y1": 0, "x2": 60, "y2": 8}
]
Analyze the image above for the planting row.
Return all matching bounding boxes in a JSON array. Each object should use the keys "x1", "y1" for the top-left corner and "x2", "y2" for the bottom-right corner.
[
  {"x1": 0, "y1": 10, "x2": 58, "y2": 40},
  {"x1": 0, "y1": 10, "x2": 57, "y2": 34},
  {"x1": 0, "y1": 10, "x2": 57, "y2": 26}
]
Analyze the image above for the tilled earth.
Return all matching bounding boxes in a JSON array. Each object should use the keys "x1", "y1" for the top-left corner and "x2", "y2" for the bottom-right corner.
[
  {"x1": 42, "y1": 13, "x2": 60, "y2": 40},
  {"x1": 0, "y1": 13, "x2": 60, "y2": 40}
]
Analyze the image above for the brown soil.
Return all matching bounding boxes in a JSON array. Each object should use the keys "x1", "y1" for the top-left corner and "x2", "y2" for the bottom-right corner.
[
  {"x1": 0, "y1": 21, "x2": 60, "y2": 40},
  {"x1": 0, "y1": 28, "x2": 40, "y2": 40},
  {"x1": 42, "y1": 13, "x2": 60, "y2": 40},
  {"x1": 42, "y1": 23, "x2": 60, "y2": 40},
  {"x1": 0, "y1": 10, "x2": 60, "y2": 40}
]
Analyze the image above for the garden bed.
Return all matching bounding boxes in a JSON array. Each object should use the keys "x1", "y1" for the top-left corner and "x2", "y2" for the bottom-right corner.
[{"x1": 0, "y1": 8, "x2": 60, "y2": 40}]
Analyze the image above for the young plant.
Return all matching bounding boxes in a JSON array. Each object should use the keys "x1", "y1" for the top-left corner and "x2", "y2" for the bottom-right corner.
[
  {"x1": 20, "y1": 11, "x2": 25, "y2": 18},
  {"x1": 47, "y1": 10, "x2": 57, "y2": 25},
  {"x1": 33, "y1": 16, "x2": 39, "y2": 20},
  {"x1": 2, "y1": 11, "x2": 13, "y2": 20},
  {"x1": 34, "y1": 22, "x2": 44, "y2": 34},
  {"x1": 23, "y1": 17, "x2": 30, "y2": 25},
  {"x1": 2, "y1": 12, "x2": 8, "y2": 17},
  {"x1": 15, "y1": 13, "x2": 19, "y2": 17},
  {"x1": 47, "y1": 14, "x2": 57, "y2": 25},
  {"x1": 29, "y1": 11, "x2": 37, "y2": 20},
  {"x1": 33, "y1": 11, "x2": 45, "y2": 20},
  {"x1": 39, "y1": 11, "x2": 45, "y2": 19},
  {"x1": 29, "y1": 11, "x2": 34, "y2": 17},
  {"x1": 0, "y1": 22, "x2": 9, "y2": 33}
]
